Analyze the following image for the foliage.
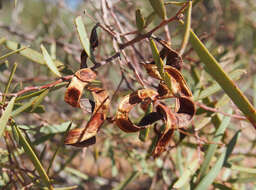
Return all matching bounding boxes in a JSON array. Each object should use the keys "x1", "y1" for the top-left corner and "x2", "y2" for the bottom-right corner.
[{"x1": 1, "y1": 0, "x2": 256, "y2": 189}]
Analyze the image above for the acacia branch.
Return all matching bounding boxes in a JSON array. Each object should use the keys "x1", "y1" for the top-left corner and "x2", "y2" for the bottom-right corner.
[
  {"x1": 0, "y1": 76, "x2": 72, "y2": 98},
  {"x1": 119, "y1": 3, "x2": 188, "y2": 50}
]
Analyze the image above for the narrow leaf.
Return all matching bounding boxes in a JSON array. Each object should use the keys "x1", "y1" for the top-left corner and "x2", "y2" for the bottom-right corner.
[
  {"x1": 0, "y1": 97, "x2": 15, "y2": 138},
  {"x1": 5, "y1": 40, "x2": 63, "y2": 67},
  {"x1": 174, "y1": 158, "x2": 199, "y2": 188},
  {"x1": 198, "y1": 110, "x2": 232, "y2": 180},
  {"x1": 189, "y1": 29, "x2": 256, "y2": 127},
  {"x1": 75, "y1": 16, "x2": 91, "y2": 58},
  {"x1": 2, "y1": 62, "x2": 17, "y2": 103},
  {"x1": 41, "y1": 44, "x2": 61, "y2": 77},
  {"x1": 31, "y1": 89, "x2": 49, "y2": 112},
  {"x1": 11, "y1": 96, "x2": 38, "y2": 117},
  {"x1": 14, "y1": 125, "x2": 53, "y2": 189},
  {"x1": 113, "y1": 170, "x2": 140, "y2": 190},
  {"x1": 228, "y1": 177, "x2": 256, "y2": 184},
  {"x1": 11, "y1": 122, "x2": 19, "y2": 145},
  {"x1": 148, "y1": 0, "x2": 166, "y2": 19},
  {"x1": 149, "y1": 39, "x2": 165, "y2": 78},
  {"x1": 196, "y1": 69, "x2": 245, "y2": 100},
  {"x1": 53, "y1": 186, "x2": 78, "y2": 190},
  {"x1": 194, "y1": 149, "x2": 226, "y2": 190},
  {"x1": 179, "y1": 0, "x2": 192, "y2": 55},
  {"x1": 40, "y1": 122, "x2": 76, "y2": 135},
  {"x1": 0, "y1": 46, "x2": 27, "y2": 60},
  {"x1": 64, "y1": 167, "x2": 89, "y2": 180},
  {"x1": 230, "y1": 165, "x2": 256, "y2": 174},
  {"x1": 224, "y1": 130, "x2": 240, "y2": 165},
  {"x1": 15, "y1": 82, "x2": 67, "y2": 102},
  {"x1": 14, "y1": 103, "x2": 45, "y2": 113}
]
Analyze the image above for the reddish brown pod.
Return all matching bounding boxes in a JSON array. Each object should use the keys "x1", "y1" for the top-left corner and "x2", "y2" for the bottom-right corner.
[
  {"x1": 115, "y1": 89, "x2": 159, "y2": 132},
  {"x1": 64, "y1": 79, "x2": 109, "y2": 147},
  {"x1": 115, "y1": 40, "x2": 196, "y2": 157},
  {"x1": 64, "y1": 68, "x2": 97, "y2": 107}
]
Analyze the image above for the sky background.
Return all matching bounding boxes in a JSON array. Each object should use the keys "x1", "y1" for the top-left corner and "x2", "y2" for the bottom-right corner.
[{"x1": 65, "y1": 0, "x2": 83, "y2": 10}]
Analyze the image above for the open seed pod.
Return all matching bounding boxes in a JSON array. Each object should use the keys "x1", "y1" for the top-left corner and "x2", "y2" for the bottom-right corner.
[
  {"x1": 161, "y1": 48, "x2": 183, "y2": 70},
  {"x1": 64, "y1": 23, "x2": 107, "y2": 147},
  {"x1": 143, "y1": 64, "x2": 192, "y2": 97},
  {"x1": 152, "y1": 103, "x2": 177, "y2": 157},
  {"x1": 150, "y1": 96, "x2": 195, "y2": 157},
  {"x1": 176, "y1": 96, "x2": 195, "y2": 128},
  {"x1": 65, "y1": 87, "x2": 109, "y2": 147},
  {"x1": 115, "y1": 89, "x2": 159, "y2": 132},
  {"x1": 155, "y1": 37, "x2": 183, "y2": 70},
  {"x1": 64, "y1": 68, "x2": 97, "y2": 107}
]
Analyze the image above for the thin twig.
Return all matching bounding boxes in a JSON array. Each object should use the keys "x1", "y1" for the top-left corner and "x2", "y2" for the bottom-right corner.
[
  {"x1": 0, "y1": 76, "x2": 72, "y2": 97},
  {"x1": 196, "y1": 102, "x2": 247, "y2": 120},
  {"x1": 119, "y1": 3, "x2": 188, "y2": 50}
]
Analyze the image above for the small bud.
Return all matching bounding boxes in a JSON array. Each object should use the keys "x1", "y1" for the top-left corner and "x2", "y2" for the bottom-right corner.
[{"x1": 135, "y1": 9, "x2": 145, "y2": 32}]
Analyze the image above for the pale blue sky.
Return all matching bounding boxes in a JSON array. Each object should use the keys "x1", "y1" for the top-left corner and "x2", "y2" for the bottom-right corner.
[{"x1": 65, "y1": 0, "x2": 83, "y2": 10}]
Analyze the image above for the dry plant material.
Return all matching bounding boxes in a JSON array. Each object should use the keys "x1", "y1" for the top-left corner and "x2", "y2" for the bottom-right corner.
[
  {"x1": 64, "y1": 68, "x2": 97, "y2": 107},
  {"x1": 63, "y1": 24, "x2": 195, "y2": 157},
  {"x1": 64, "y1": 23, "x2": 110, "y2": 147},
  {"x1": 115, "y1": 89, "x2": 159, "y2": 132},
  {"x1": 115, "y1": 40, "x2": 195, "y2": 157},
  {"x1": 64, "y1": 85, "x2": 109, "y2": 147}
]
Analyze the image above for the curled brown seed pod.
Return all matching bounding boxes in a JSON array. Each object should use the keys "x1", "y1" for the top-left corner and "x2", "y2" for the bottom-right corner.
[
  {"x1": 143, "y1": 64, "x2": 192, "y2": 97},
  {"x1": 64, "y1": 68, "x2": 109, "y2": 147},
  {"x1": 64, "y1": 68, "x2": 97, "y2": 107},
  {"x1": 115, "y1": 89, "x2": 159, "y2": 132}
]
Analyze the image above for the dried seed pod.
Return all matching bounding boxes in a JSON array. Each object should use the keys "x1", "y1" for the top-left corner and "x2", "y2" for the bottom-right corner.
[
  {"x1": 90, "y1": 23, "x2": 99, "y2": 50},
  {"x1": 164, "y1": 67, "x2": 192, "y2": 97},
  {"x1": 153, "y1": 103, "x2": 177, "y2": 157},
  {"x1": 157, "y1": 81, "x2": 171, "y2": 97},
  {"x1": 143, "y1": 63, "x2": 161, "y2": 80},
  {"x1": 80, "y1": 98, "x2": 94, "y2": 114},
  {"x1": 176, "y1": 96, "x2": 195, "y2": 128},
  {"x1": 165, "y1": 48, "x2": 182, "y2": 70},
  {"x1": 153, "y1": 128, "x2": 174, "y2": 157},
  {"x1": 64, "y1": 127, "x2": 97, "y2": 146},
  {"x1": 75, "y1": 68, "x2": 97, "y2": 82},
  {"x1": 64, "y1": 76, "x2": 87, "y2": 107},
  {"x1": 155, "y1": 38, "x2": 183, "y2": 70},
  {"x1": 138, "y1": 112, "x2": 162, "y2": 126},
  {"x1": 143, "y1": 64, "x2": 192, "y2": 97},
  {"x1": 65, "y1": 87, "x2": 109, "y2": 147},
  {"x1": 115, "y1": 89, "x2": 159, "y2": 132},
  {"x1": 80, "y1": 50, "x2": 88, "y2": 69},
  {"x1": 64, "y1": 68, "x2": 97, "y2": 107}
]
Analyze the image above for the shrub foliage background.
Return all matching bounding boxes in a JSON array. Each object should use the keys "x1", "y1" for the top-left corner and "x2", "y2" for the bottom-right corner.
[{"x1": 0, "y1": 0, "x2": 256, "y2": 189}]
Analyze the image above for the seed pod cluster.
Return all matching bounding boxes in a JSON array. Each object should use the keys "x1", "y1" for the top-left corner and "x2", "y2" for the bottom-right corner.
[
  {"x1": 115, "y1": 40, "x2": 195, "y2": 157},
  {"x1": 64, "y1": 24, "x2": 195, "y2": 158},
  {"x1": 64, "y1": 23, "x2": 110, "y2": 147}
]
